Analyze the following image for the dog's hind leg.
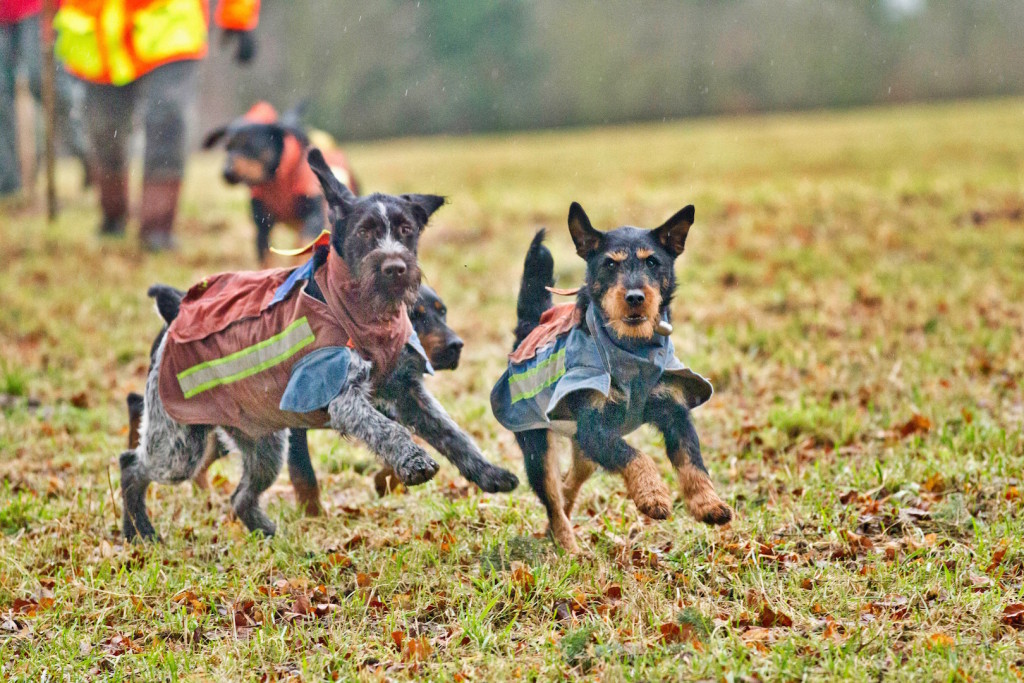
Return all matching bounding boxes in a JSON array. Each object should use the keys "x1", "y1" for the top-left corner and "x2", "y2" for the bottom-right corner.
[
  {"x1": 645, "y1": 387, "x2": 732, "y2": 526},
  {"x1": 219, "y1": 428, "x2": 286, "y2": 537},
  {"x1": 518, "y1": 430, "x2": 577, "y2": 553},
  {"x1": 562, "y1": 441, "x2": 597, "y2": 518},
  {"x1": 391, "y1": 378, "x2": 519, "y2": 493},
  {"x1": 124, "y1": 338, "x2": 211, "y2": 541},
  {"x1": 287, "y1": 428, "x2": 322, "y2": 516},
  {"x1": 327, "y1": 355, "x2": 439, "y2": 486},
  {"x1": 120, "y1": 449, "x2": 157, "y2": 541}
]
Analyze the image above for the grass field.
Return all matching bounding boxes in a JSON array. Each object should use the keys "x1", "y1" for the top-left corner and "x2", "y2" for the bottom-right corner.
[{"x1": 2, "y1": 98, "x2": 1024, "y2": 681}]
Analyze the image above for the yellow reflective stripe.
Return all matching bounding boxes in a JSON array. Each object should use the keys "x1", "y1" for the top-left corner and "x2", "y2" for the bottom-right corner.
[
  {"x1": 509, "y1": 347, "x2": 567, "y2": 404},
  {"x1": 101, "y1": 0, "x2": 136, "y2": 86},
  {"x1": 132, "y1": 0, "x2": 206, "y2": 66},
  {"x1": 177, "y1": 318, "x2": 315, "y2": 399},
  {"x1": 54, "y1": 8, "x2": 104, "y2": 80}
]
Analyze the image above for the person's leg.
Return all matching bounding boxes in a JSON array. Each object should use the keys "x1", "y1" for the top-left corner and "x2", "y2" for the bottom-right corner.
[
  {"x1": 55, "y1": 64, "x2": 92, "y2": 186},
  {"x1": 138, "y1": 60, "x2": 198, "y2": 251},
  {"x1": 0, "y1": 23, "x2": 22, "y2": 195},
  {"x1": 83, "y1": 78, "x2": 133, "y2": 234}
]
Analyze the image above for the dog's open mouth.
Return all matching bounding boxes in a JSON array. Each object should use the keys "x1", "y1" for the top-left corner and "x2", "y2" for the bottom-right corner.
[{"x1": 622, "y1": 314, "x2": 648, "y2": 326}]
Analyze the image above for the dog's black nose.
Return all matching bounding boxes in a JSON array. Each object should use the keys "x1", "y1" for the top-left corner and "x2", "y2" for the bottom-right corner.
[
  {"x1": 446, "y1": 338, "x2": 464, "y2": 355},
  {"x1": 382, "y1": 259, "x2": 407, "y2": 278},
  {"x1": 625, "y1": 289, "x2": 646, "y2": 307}
]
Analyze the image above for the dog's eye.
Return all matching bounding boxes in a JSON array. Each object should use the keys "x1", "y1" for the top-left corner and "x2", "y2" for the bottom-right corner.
[
  {"x1": 603, "y1": 257, "x2": 618, "y2": 269},
  {"x1": 399, "y1": 223, "x2": 414, "y2": 236},
  {"x1": 645, "y1": 256, "x2": 659, "y2": 269}
]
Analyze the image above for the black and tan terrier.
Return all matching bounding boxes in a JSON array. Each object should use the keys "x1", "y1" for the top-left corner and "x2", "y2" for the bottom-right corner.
[
  {"x1": 202, "y1": 101, "x2": 360, "y2": 266},
  {"x1": 491, "y1": 203, "x2": 731, "y2": 552}
]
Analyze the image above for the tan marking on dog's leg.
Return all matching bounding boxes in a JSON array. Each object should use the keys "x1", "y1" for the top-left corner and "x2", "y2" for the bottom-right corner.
[
  {"x1": 543, "y1": 446, "x2": 579, "y2": 553},
  {"x1": 677, "y1": 462, "x2": 732, "y2": 525},
  {"x1": 563, "y1": 442, "x2": 596, "y2": 518},
  {"x1": 191, "y1": 432, "x2": 220, "y2": 491},
  {"x1": 621, "y1": 453, "x2": 672, "y2": 520}
]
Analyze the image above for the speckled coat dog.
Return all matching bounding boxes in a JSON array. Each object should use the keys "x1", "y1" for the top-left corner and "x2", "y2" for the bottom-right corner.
[{"x1": 120, "y1": 149, "x2": 518, "y2": 541}]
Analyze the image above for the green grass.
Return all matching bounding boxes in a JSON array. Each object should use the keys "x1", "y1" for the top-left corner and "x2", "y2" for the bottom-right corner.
[{"x1": 2, "y1": 98, "x2": 1024, "y2": 681}]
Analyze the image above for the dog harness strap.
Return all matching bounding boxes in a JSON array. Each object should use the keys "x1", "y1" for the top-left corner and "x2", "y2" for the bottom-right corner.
[{"x1": 176, "y1": 317, "x2": 315, "y2": 398}]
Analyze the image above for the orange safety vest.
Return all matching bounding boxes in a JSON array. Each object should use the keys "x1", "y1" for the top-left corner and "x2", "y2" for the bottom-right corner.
[{"x1": 54, "y1": 0, "x2": 259, "y2": 86}]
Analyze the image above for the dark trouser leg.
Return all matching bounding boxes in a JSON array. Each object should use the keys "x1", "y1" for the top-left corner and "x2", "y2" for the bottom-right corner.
[
  {"x1": 287, "y1": 428, "x2": 322, "y2": 516},
  {"x1": 0, "y1": 22, "x2": 22, "y2": 194},
  {"x1": 54, "y1": 65, "x2": 91, "y2": 183},
  {"x1": 83, "y1": 78, "x2": 133, "y2": 234},
  {"x1": 645, "y1": 390, "x2": 732, "y2": 526},
  {"x1": 222, "y1": 428, "x2": 286, "y2": 537},
  {"x1": 137, "y1": 61, "x2": 197, "y2": 250},
  {"x1": 517, "y1": 429, "x2": 577, "y2": 552}
]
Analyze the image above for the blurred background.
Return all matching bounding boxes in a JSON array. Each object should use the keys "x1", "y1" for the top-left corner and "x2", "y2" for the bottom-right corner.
[{"x1": 201, "y1": 0, "x2": 1024, "y2": 140}]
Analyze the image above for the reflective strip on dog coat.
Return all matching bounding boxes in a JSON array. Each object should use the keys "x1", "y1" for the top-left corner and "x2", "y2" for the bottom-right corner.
[{"x1": 491, "y1": 303, "x2": 713, "y2": 437}]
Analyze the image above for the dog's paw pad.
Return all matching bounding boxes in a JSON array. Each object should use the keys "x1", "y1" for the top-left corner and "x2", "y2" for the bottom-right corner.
[
  {"x1": 478, "y1": 467, "x2": 519, "y2": 493},
  {"x1": 637, "y1": 497, "x2": 672, "y2": 520},
  {"x1": 696, "y1": 502, "x2": 733, "y2": 526},
  {"x1": 396, "y1": 451, "x2": 439, "y2": 486}
]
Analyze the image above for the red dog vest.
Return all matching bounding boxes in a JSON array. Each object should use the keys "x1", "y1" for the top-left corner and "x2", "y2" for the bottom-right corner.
[{"x1": 159, "y1": 243, "x2": 412, "y2": 437}]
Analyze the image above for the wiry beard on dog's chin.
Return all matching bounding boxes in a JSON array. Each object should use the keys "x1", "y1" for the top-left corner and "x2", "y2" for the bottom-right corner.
[
  {"x1": 355, "y1": 251, "x2": 421, "y2": 320},
  {"x1": 599, "y1": 284, "x2": 662, "y2": 341}
]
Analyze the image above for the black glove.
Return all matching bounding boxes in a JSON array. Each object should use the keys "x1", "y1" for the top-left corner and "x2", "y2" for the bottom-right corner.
[{"x1": 222, "y1": 29, "x2": 257, "y2": 65}]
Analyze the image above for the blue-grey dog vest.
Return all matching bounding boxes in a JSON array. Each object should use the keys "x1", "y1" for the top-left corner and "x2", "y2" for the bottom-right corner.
[{"x1": 490, "y1": 303, "x2": 712, "y2": 436}]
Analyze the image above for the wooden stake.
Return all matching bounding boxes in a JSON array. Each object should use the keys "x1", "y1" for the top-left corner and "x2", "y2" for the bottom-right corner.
[{"x1": 41, "y1": 0, "x2": 58, "y2": 222}]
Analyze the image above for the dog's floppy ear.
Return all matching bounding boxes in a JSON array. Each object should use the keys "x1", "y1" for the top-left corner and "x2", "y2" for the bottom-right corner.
[
  {"x1": 401, "y1": 194, "x2": 446, "y2": 225},
  {"x1": 307, "y1": 147, "x2": 356, "y2": 216},
  {"x1": 567, "y1": 202, "x2": 603, "y2": 259},
  {"x1": 651, "y1": 205, "x2": 694, "y2": 257},
  {"x1": 201, "y1": 125, "x2": 229, "y2": 149}
]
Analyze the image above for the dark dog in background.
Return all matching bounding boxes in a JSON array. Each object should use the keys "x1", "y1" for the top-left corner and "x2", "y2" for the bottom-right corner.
[
  {"x1": 491, "y1": 204, "x2": 731, "y2": 552},
  {"x1": 129, "y1": 282, "x2": 467, "y2": 515},
  {"x1": 202, "y1": 102, "x2": 360, "y2": 265},
  {"x1": 120, "y1": 149, "x2": 516, "y2": 541}
]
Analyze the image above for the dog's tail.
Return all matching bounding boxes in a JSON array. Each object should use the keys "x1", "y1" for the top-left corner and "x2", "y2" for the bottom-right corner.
[
  {"x1": 147, "y1": 284, "x2": 185, "y2": 324},
  {"x1": 513, "y1": 229, "x2": 555, "y2": 350}
]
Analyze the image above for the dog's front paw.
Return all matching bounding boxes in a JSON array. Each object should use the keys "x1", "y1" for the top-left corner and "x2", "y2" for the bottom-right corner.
[
  {"x1": 475, "y1": 465, "x2": 519, "y2": 493},
  {"x1": 394, "y1": 444, "x2": 439, "y2": 486},
  {"x1": 689, "y1": 498, "x2": 733, "y2": 526},
  {"x1": 622, "y1": 455, "x2": 673, "y2": 520}
]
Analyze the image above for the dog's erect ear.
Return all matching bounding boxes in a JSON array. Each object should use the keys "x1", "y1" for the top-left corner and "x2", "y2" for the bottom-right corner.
[
  {"x1": 201, "y1": 125, "x2": 229, "y2": 149},
  {"x1": 652, "y1": 205, "x2": 694, "y2": 257},
  {"x1": 280, "y1": 99, "x2": 309, "y2": 129},
  {"x1": 567, "y1": 202, "x2": 603, "y2": 259},
  {"x1": 307, "y1": 147, "x2": 356, "y2": 216},
  {"x1": 401, "y1": 194, "x2": 446, "y2": 225}
]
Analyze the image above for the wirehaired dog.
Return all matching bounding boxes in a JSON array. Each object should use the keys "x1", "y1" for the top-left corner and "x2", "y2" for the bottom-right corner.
[
  {"x1": 120, "y1": 149, "x2": 517, "y2": 541},
  {"x1": 202, "y1": 101, "x2": 360, "y2": 265},
  {"x1": 130, "y1": 282, "x2": 467, "y2": 515},
  {"x1": 491, "y1": 204, "x2": 731, "y2": 552}
]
